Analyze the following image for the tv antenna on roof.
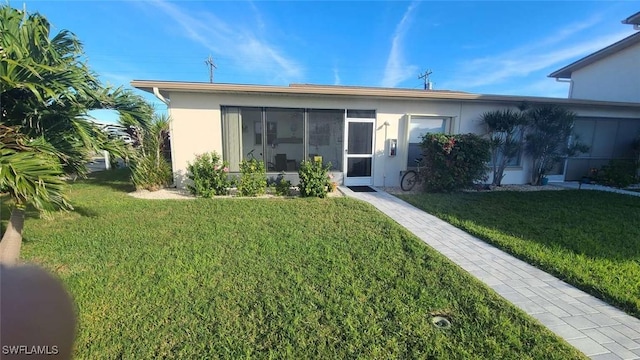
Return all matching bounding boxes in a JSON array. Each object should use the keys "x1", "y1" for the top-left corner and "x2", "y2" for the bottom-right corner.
[
  {"x1": 205, "y1": 55, "x2": 217, "y2": 83},
  {"x1": 418, "y1": 69, "x2": 433, "y2": 90}
]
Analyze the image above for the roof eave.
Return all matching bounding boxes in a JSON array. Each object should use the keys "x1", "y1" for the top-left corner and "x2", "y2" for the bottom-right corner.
[
  {"x1": 548, "y1": 32, "x2": 640, "y2": 79},
  {"x1": 131, "y1": 80, "x2": 640, "y2": 109},
  {"x1": 622, "y1": 11, "x2": 640, "y2": 26}
]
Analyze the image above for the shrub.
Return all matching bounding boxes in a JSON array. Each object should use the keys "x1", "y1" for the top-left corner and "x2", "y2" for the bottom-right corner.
[
  {"x1": 238, "y1": 158, "x2": 266, "y2": 197},
  {"x1": 298, "y1": 159, "x2": 332, "y2": 198},
  {"x1": 596, "y1": 159, "x2": 638, "y2": 188},
  {"x1": 419, "y1": 133, "x2": 490, "y2": 192},
  {"x1": 186, "y1": 152, "x2": 231, "y2": 197},
  {"x1": 131, "y1": 153, "x2": 173, "y2": 191},
  {"x1": 274, "y1": 173, "x2": 292, "y2": 196},
  {"x1": 129, "y1": 115, "x2": 173, "y2": 191}
]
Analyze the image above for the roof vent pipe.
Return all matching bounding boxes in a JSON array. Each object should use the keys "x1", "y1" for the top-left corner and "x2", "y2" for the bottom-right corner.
[{"x1": 153, "y1": 87, "x2": 170, "y2": 105}]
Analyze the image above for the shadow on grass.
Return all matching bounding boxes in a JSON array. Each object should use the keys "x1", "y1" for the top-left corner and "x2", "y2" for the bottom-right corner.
[
  {"x1": 78, "y1": 168, "x2": 136, "y2": 193},
  {"x1": 73, "y1": 205, "x2": 100, "y2": 218}
]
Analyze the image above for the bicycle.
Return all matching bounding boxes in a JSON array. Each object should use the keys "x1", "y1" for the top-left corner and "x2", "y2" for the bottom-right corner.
[
  {"x1": 246, "y1": 149, "x2": 276, "y2": 171},
  {"x1": 401, "y1": 158, "x2": 423, "y2": 191}
]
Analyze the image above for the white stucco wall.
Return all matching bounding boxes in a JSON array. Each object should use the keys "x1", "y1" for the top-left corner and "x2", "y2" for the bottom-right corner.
[
  {"x1": 166, "y1": 91, "x2": 639, "y2": 188},
  {"x1": 570, "y1": 43, "x2": 640, "y2": 103}
]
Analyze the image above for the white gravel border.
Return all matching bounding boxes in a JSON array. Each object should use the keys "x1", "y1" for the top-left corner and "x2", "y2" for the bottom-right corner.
[{"x1": 128, "y1": 187, "x2": 344, "y2": 200}]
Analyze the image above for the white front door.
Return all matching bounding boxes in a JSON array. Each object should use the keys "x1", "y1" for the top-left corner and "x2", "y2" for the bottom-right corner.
[{"x1": 343, "y1": 118, "x2": 375, "y2": 186}]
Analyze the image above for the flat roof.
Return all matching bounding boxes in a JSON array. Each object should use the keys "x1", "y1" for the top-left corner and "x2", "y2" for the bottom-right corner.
[
  {"x1": 131, "y1": 80, "x2": 640, "y2": 109},
  {"x1": 548, "y1": 32, "x2": 640, "y2": 79}
]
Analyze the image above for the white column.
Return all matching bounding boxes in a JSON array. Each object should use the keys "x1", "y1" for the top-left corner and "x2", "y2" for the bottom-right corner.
[{"x1": 103, "y1": 150, "x2": 110, "y2": 170}]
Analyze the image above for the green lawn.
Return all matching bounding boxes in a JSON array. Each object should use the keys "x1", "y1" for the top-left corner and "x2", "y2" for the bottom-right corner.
[
  {"x1": 2, "y1": 170, "x2": 585, "y2": 359},
  {"x1": 398, "y1": 190, "x2": 640, "y2": 318}
]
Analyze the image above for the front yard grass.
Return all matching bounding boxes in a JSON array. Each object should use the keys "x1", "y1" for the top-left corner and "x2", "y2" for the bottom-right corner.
[
  {"x1": 398, "y1": 190, "x2": 640, "y2": 318},
  {"x1": 3, "y1": 170, "x2": 585, "y2": 359}
]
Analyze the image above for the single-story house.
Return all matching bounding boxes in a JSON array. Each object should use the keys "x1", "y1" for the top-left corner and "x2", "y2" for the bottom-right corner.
[{"x1": 131, "y1": 81, "x2": 640, "y2": 188}]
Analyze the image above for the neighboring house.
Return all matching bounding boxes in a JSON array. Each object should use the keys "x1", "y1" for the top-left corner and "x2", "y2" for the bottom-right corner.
[
  {"x1": 130, "y1": 81, "x2": 640, "y2": 187},
  {"x1": 548, "y1": 11, "x2": 640, "y2": 103},
  {"x1": 93, "y1": 121, "x2": 134, "y2": 145},
  {"x1": 549, "y1": 11, "x2": 640, "y2": 179}
]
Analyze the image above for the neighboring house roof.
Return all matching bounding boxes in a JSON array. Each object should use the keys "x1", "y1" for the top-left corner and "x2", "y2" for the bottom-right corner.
[
  {"x1": 622, "y1": 11, "x2": 640, "y2": 26},
  {"x1": 131, "y1": 80, "x2": 640, "y2": 109},
  {"x1": 548, "y1": 31, "x2": 640, "y2": 79}
]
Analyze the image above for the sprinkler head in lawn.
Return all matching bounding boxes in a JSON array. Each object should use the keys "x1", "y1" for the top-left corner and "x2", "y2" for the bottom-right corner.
[{"x1": 431, "y1": 315, "x2": 452, "y2": 329}]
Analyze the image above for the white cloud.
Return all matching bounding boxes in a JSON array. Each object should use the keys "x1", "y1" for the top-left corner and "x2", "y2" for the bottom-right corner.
[
  {"x1": 381, "y1": 2, "x2": 419, "y2": 88},
  {"x1": 442, "y1": 17, "x2": 636, "y2": 92},
  {"x1": 151, "y1": 0, "x2": 302, "y2": 84},
  {"x1": 333, "y1": 67, "x2": 341, "y2": 85}
]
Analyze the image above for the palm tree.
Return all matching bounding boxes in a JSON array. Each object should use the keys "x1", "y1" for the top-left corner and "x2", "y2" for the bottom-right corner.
[
  {"x1": 480, "y1": 109, "x2": 527, "y2": 186},
  {"x1": 0, "y1": 125, "x2": 72, "y2": 264},
  {"x1": 0, "y1": 5, "x2": 152, "y2": 264},
  {"x1": 524, "y1": 105, "x2": 588, "y2": 185},
  {"x1": 130, "y1": 114, "x2": 173, "y2": 191}
]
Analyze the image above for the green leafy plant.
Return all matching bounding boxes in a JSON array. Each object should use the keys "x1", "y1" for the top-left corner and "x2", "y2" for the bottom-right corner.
[
  {"x1": 480, "y1": 109, "x2": 527, "y2": 186},
  {"x1": 0, "y1": 4, "x2": 151, "y2": 263},
  {"x1": 298, "y1": 159, "x2": 332, "y2": 198},
  {"x1": 130, "y1": 114, "x2": 173, "y2": 191},
  {"x1": 238, "y1": 158, "x2": 267, "y2": 197},
  {"x1": 186, "y1": 152, "x2": 232, "y2": 197},
  {"x1": 596, "y1": 159, "x2": 638, "y2": 188},
  {"x1": 524, "y1": 105, "x2": 588, "y2": 185},
  {"x1": 274, "y1": 173, "x2": 292, "y2": 196},
  {"x1": 130, "y1": 154, "x2": 172, "y2": 191},
  {"x1": 419, "y1": 133, "x2": 490, "y2": 192}
]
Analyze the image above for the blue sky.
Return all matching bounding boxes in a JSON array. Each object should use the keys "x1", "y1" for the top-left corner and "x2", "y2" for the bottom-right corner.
[{"x1": 16, "y1": 1, "x2": 640, "y2": 121}]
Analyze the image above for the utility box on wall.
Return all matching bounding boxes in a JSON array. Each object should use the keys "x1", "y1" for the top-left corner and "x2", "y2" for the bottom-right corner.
[{"x1": 388, "y1": 139, "x2": 397, "y2": 157}]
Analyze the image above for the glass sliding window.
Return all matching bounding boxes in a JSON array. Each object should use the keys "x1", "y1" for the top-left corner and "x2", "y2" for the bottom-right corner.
[
  {"x1": 265, "y1": 108, "x2": 304, "y2": 172},
  {"x1": 407, "y1": 116, "x2": 446, "y2": 167},
  {"x1": 308, "y1": 109, "x2": 344, "y2": 170}
]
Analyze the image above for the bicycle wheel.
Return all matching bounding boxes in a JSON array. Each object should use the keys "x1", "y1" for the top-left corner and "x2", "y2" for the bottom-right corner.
[{"x1": 401, "y1": 171, "x2": 418, "y2": 191}]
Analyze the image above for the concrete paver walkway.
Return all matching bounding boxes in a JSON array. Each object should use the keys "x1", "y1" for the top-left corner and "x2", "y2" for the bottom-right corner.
[
  {"x1": 551, "y1": 182, "x2": 640, "y2": 197},
  {"x1": 341, "y1": 186, "x2": 640, "y2": 360}
]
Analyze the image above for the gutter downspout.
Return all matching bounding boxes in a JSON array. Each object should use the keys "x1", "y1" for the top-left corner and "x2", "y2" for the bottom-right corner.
[
  {"x1": 555, "y1": 78, "x2": 574, "y2": 98},
  {"x1": 153, "y1": 87, "x2": 170, "y2": 105}
]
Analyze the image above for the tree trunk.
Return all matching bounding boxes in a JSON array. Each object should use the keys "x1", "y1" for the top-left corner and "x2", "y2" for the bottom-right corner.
[{"x1": 0, "y1": 208, "x2": 25, "y2": 266}]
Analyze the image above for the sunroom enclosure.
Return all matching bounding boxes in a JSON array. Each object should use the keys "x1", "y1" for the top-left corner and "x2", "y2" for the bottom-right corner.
[{"x1": 222, "y1": 107, "x2": 360, "y2": 176}]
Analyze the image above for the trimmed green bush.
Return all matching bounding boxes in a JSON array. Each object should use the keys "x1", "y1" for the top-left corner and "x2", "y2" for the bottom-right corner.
[
  {"x1": 238, "y1": 158, "x2": 266, "y2": 197},
  {"x1": 186, "y1": 152, "x2": 232, "y2": 197},
  {"x1": 130, "y1": 153, "x2": 172, "y2": 191},
  {"x1": 596, "y1": 159, "x2": 638, "y2": 188},
  {"x1": 298, "y1": 159, "x2": 332, "y2": 198},
  {"x1": 419, "y1": 133, "x2": 490, "y2": 192},
  {"x1": 274, "y1": 174, "x2": 292, "y2": 196}
]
